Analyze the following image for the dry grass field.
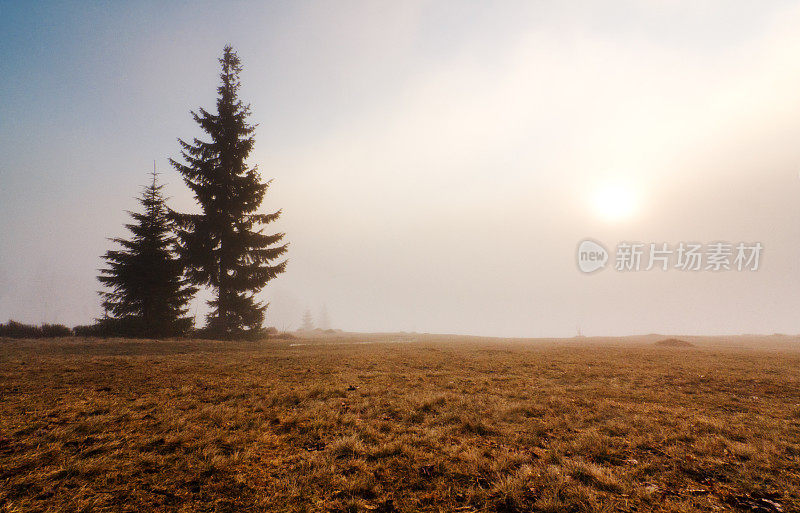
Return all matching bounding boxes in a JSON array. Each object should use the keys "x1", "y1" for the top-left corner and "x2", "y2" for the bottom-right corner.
[{"x1": 1, "y1": 334, "x2": 799, "y2": 512}]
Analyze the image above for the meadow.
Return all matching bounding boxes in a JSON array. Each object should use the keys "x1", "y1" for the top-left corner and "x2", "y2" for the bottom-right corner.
[{"x1": 1, "y1": 334, "x2": 799, "y2": 512}]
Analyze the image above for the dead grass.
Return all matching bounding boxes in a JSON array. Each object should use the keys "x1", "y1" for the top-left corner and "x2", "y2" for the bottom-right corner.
[{"x1": 1, "y1": 335, "x2": 799, "y2": 512}]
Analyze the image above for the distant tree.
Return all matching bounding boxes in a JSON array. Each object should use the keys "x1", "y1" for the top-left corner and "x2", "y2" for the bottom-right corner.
[
  {"x1": 171, "y1": 45, "x2": 287, "y2": 338},
  {"x1": 98, "y1": 170, "x2": 197, "y2": 338},
  {"x1": 301, "y1": 309, "x2": 315, "y2": 331},
  {"x1": 318, "y1": 304, "x2": 331, "y2": 330}
]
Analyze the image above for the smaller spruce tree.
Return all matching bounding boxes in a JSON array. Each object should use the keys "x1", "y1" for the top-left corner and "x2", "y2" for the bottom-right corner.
[
  {"x1": 301, "y1": 309, "x2": 315, "y2": 331},
  {"x1": 98, "y1": 169, "x2": 197, "y2": 337},
  {"x1": 318, "y1": 304, "x2": 331, "y2": 330}
]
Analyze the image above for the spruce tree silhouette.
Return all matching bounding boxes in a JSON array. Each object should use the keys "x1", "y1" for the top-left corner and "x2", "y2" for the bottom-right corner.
[
  {"x1": 301, "y1": 309, "x2": 315, "y2": 331},
  {"x1": 171, "y1": 45, "x2": 288, "y2": 337},
  {"x1": 98, "y1": 169, "x2": 197, "y2": 337}
]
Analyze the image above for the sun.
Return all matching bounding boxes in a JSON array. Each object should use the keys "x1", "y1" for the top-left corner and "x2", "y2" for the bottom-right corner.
[{"x1": 592, "y1": 184, "x2": 638, "y2": 222}]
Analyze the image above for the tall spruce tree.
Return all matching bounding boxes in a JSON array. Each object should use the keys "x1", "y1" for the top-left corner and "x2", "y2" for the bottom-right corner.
[
  {"x1": 170, "y1": 45, "x2": 287, "y2": 337},
  {"x1": 98, "y1": 169, "x2": 197, "y2": 337}
]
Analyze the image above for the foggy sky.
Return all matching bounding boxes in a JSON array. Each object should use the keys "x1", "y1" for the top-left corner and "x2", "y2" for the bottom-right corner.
[{"x1": 2, "y1": 1, "x2": 800, "y2": 337}]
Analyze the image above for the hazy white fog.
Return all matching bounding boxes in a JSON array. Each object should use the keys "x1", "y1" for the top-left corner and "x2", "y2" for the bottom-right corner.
[{"x1": 2, "y1": 1, "x2": 800, "y2": 336}]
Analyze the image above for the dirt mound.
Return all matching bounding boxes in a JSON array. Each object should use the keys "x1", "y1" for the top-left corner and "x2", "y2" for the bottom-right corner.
[{"x1": 655, "y1": 338, "x2": 694, "y2": 348}]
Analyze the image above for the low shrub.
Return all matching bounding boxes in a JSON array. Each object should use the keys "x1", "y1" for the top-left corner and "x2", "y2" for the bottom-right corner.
[{"x1": 0, "y1": 320, "x2": 73, "y2": 339}]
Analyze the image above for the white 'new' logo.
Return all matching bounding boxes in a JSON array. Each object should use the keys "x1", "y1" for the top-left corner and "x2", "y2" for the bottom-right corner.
[{"x1": 577, "y1": 239, "x2": 608, "y2": 273}]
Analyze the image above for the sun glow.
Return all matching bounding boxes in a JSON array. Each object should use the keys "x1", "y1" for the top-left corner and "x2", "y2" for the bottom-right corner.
[{"x1": 592, "y1": 184, "x2": 638, "y2": 222}]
